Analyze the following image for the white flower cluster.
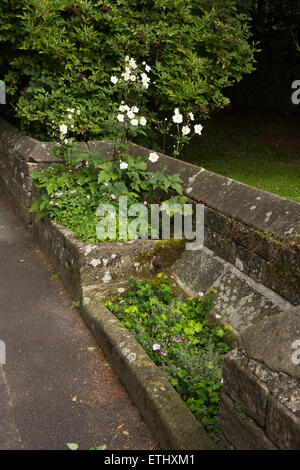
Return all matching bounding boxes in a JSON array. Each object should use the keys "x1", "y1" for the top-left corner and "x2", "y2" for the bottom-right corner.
[
  {"x1": 117, "y1": 103, "x2": 147, "y2": 128},
  {"x1": 110, "y1": 56, "x2": 151, "y2": 89},
  {"x1": 57, "y1": 108, "x2": 80, "y2": 143},
  {"x1": 172, "y1": 108, "x2": 203, "y2": 136}
]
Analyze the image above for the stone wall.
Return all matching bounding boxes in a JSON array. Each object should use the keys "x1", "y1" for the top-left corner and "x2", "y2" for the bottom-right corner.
[
  {"x1": 0, "y1": 116, "x2": 299, "y2": 449},
  {"x1": 220, "y1": 307, "x2": 300, "y2": 450},
  {"x1": 129, "y1": 143, "x2": 300, "y2": 306}
]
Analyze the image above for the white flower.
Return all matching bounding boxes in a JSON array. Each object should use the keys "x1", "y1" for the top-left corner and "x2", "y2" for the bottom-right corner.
[
  {"x1": 64, "y1": 139, "x2": 69, "y2": 144},
  {"x1": 125, "y1": 55, "x2": 130, "y2": 62},
  {"x1": 119, "y1": 104, "x2": 130, "y2": 112},
  {"x1": 148, "y1": 152, "x2": 159, "y2": 163},
  {"x1": 125, "y1": 66, "x2": 131, "y2": 73},
  {"x1": 172, "y1": 114, "x2": 183, "y2": 124},
  {"x1": 145, "y1": 64, "x2": 151, "y2": 72},
  {"x1": 127, "y1": 110, "x2": 135, "y2": 119},
  {"x1": 120, "y1": 161, "x2": 128, "y2": 169},
  {"x1": 131, "y1": 119, "x2": 138, "y2": 126},
  {"x1": 90, "y1": 258, "x2": 101, "y2": 267},
  {"x1": 111, "y1": 76, "x2": 118, "y2": 84},
  {"x1": 174, "y1": 108, "x2": 180, "y2": 115},
  {"x1": 67, "y1": 114, "x2": 73, "y2": 120},
  {"x1": 129, "y1": 58, "x2": 137, "y2": 69},
  {"x1": 194, "y1": 124, "x2": 203, "y2": 135},
  {"x1": 122, "y1": 72, "x2": 130, "y2": 81},
  {"x1": 182, "y1": 126, "x2": 191, "y2": 135},
  {"x1": 141, "y1": 73, "x2": 150, "y2": 83},
  {"x1": 141, "y1": 73, "x2": 150, "y2": 88},
  {"x1": 67, "y1": 108, "x2": 75, "y2": 113},
  {"x1": 140, "y1": 116, "x2": 147, "y2": 126},
  {"x1": 59, "y1": 124, "x2": 68, "y2": 135},
  {"x1": 130, "y1": 75, "x2": 136, "y2": 82},
  {"x1": 189, "y1": 112, "x2": 194, "y2": 121},
  {"x1": 131, "y1": 106, "x2": 139, "y2": 113},
  {"x1": 117, "y1": 114, "x2": 124, "y2": 122},
  {"x1": 153, "y1": 343, "x2": 161, "y2": 351},
  {"x1": 77, "y1": 110, "x2": 80, "y2": 115}
]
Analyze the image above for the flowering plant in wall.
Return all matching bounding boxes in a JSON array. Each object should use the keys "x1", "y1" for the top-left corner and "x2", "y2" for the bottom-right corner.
[{"x1": 30, "y1": 57, "x2": 201, "y2": 242}]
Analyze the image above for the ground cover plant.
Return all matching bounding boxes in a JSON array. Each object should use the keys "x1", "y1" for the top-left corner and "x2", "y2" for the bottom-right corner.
[{"x1": 106, "y1": 274, "x2": 232, "y2": 443}]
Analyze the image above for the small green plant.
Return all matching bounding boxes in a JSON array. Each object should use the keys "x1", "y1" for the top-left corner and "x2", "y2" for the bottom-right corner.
[
  {"x1": 70, "y1": 301, "x2": 80, "y2": 311},
  {"x1": 30, "y1": 57, "x2": 190, "y2": 242},
  {"x1": 50, "y1": 271, "x2": 60, "y2": 280},
  {"x1": 105, "y1": 274, "x2": 232, "y2": 442}
]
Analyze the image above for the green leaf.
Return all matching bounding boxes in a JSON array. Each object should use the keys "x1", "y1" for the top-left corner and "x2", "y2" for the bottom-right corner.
[
  {"x1": 30, "y1": 198, "x2": 41, "y2": 213},
  {"x1": 89, "y1": 444, "x2": 107, "y2": 450}
]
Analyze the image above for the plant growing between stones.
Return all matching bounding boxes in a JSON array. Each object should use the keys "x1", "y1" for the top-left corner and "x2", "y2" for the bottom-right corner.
[{"x1": 105, "y1": 274, "x2": 232, "y2": 443}]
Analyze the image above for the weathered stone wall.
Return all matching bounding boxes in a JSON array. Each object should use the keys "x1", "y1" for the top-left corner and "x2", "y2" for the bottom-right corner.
[
  {"x1": 1, "y1": 117, "x2": 299, "y2": 306},
  {"x1": 172, "y1": 247, "x2": 292, "y2": 334},
  {"x1": 0, "y1": 118, "x2": 57, "y2": 225},
  {"x1": 220, "y1": 307, "x2": 300, "y2": 450},
  {"x1": 0, "y1": 117, "x2": 299, "y2": 449}
]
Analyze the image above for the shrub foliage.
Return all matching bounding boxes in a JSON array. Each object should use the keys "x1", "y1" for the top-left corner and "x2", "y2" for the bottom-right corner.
[{"x1": 1, "y1": 0, "x2": 256, "y2": 140}]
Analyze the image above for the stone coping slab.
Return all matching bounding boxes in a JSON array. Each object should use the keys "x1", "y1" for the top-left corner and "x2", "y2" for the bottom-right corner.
[
  {"x1": 172, "y1": 246, "x2": 292, "y2": 333},
  {"x1": 239, "y1": 306, "x2": 300, "y2": 379}
]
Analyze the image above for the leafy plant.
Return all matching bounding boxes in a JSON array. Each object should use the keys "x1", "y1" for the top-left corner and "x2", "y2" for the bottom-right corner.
[
  {"x1": 0, "y1": 0, "x2": 257, "y2": 140},
  {"x1": 29, "y1": 56, "x2": 192, "y2": 241},
  {"x1": 105, "y1": 274, "x2": 232, "y2": 442},
  {"x1": 30, "y1": 137, "x2": 187, "y2": 241}
]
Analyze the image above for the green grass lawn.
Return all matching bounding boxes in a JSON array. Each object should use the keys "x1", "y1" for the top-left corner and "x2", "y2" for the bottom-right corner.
[{"x1": 175, "y1": 106, "x2": 300, "y2": 203}]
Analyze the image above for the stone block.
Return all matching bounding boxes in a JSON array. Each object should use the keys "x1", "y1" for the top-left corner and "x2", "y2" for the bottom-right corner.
[
  {"x1": 223, "y1": 352, "x2": 270, "y2": 426},
  {"x1": 266, "y1": 396, "x2": 300, "y2": 449},
  {"x1": 240, "y1": 307, "x2": 300, "y2": 379}
]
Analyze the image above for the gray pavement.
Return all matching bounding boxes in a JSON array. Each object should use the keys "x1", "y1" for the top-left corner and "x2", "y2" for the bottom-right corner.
[{"x1": 0, "y1": 193, "x2": 157, "y2": 450}]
